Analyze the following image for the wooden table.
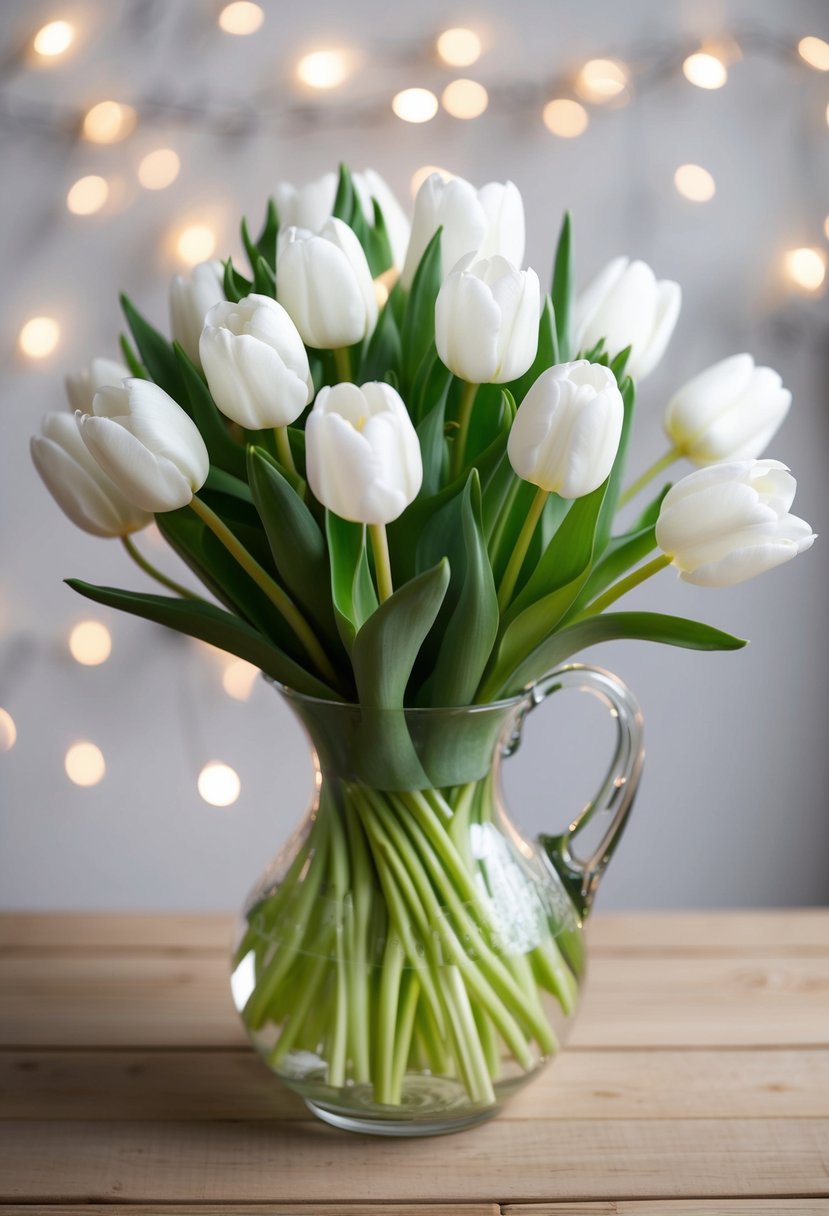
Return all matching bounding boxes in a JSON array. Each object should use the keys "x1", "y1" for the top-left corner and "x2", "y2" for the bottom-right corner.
[{"x1": 1, "y1": 910, "x2": 828, "y2": 1213}]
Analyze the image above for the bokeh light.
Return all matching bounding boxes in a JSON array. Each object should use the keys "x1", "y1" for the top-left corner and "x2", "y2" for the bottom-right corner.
[
  {"x1": 19, "y1": 317, "x2": 60, "y2": 359},
  {"x1": 198, "y1": 761, "x2": 241, "y2": 806},
  {"x1": 674, "y1": 163, "x2": 716, "y2": 202},
  {"x1": 436, "y1": 28, "x2": 482, "y2": 67},
  {"x1": 218, "y1": 2, "x2": 264, "y2": 35},
  {"x1": 65, "y1": 742, "x2": 106, "y2": 787},
  {"x1": 542, "y1": 98, "x2": 589, "y2": 137},
  {"x1": 175, "y1": 224, "x2": 217, "y2": 265},
  {"x1": 33, "y1": 20, "x2": 75, "y2": 58},
  {"x1": 222, "y1": 659, "x2": 259, "y2": 700},
  {"x1": 798, "y1": 36, "x2": 829, "y2": 71},
  {"x1": 138, "y1": 148, "x2": 180, "y2": 190},
  {"x1": 682, "y1": 52, "x2": 728, "y2": 89},
  {"x1": 575, "y1": 58, "x2": 629, "y2": 103},
  {"x1": 442, "y1": 79, "x2": 489, "y2": 119},
  {"x1": 82, "y1": 101, "x2": 137, "y2": 144},
  {"x1": 66, "y1": 175, "x2": 109, "y2": 216},
  {"x1": 0, "y1": 709, "x2": 17, "y2": 753},
  {"x1": 783, "y1": 247, "x2": 826, "y2": 292},
  {"x1": 296, "y1": 49, "x2": 350, "y2": 89},
  {"x1": 69, "y1": 621, "x2": 112, "y2": 666},
  {"x1": 393, "y1": 88, "x2": 439, "y2": 123}
]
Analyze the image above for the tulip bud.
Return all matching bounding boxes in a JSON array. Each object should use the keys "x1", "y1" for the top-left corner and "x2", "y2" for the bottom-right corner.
[
  {"x1": 277, "y1": 218, "x2": 378, "y2": 349},
  {"x1": 436, "y1": 255, "x2": 541, "y2": 384},
  {"x1": 306, "y1": 381, "x2": 422, "y2": 524},
  {"x1": 508, "y1": 361, "x2": 624, "y2": 499},
  {"x1": 77, "y1": 379, "x2": 210, "y2": 514},
  {"x1": 574, "y1": 257, "x2": 681, "y2": 381},
  {"x1": 31, "y1": 412, "x2": 151, "y2": 537},
  {"x1": 664, "y1": 353, "x2": 791, "y2": 466},
  {"x1": 65, "y1": 356, "x2": 131, "y2": 416},
  {"x1": 169, "y1": 260, "x2": 225, "y2": 366},
  {"x1": 401, "y1": 173, "x2": 525, "y2": 291},
  {"x1": 199, "y1": 294, "x2": 314, "y2": 429},
  {"x1": 655, "y1": 459, "x2": 816, "y2": 586}
]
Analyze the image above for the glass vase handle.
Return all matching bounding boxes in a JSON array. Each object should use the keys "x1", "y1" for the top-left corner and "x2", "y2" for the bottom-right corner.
[{"x1": 530, "y1": 664, "x2": 644, "y2": 920}]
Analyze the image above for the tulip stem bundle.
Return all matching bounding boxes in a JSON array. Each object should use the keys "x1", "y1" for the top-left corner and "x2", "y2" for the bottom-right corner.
[{"x1": 618, "y1": 447, "x2": 681, "y2": 507}]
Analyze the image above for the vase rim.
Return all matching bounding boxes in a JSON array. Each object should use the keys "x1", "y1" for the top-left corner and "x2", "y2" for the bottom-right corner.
[{"x1": 264, "y1": 676, "x2": 533, "y2": 716}]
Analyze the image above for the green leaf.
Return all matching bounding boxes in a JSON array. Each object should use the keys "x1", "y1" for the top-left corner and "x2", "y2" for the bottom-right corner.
[
  {"x1": 120, "y1": 294, "x2": 184, "y2": 400},
  {"x1": 223, "y1": 258, "x2": 252, "y2": 304},
  {"x1": 119, "y1": 334, "x2": 146, "y2": 379},
  {"x1": 252, "y1": 255, "x2": 276, "y2": 298},
  {"x1": 66, "y1": 579, "x2": 340, "y2": 700},
  {"x1": 172, "y1": 344, "x2": 247, "y2": 478},
  {"x1": 489, "y1": 612, "x2": 747, "y2": 700},
  {"x1": 401, "y1": 228, "x2": 442, "y2": 394},
  {"x1": 360, "y1": 298, "x2": 401, "y2": 383},
  {"x1": 365, "y1": 197, "x2": 394, "y2": 277},
  {"x1": 248, "y1": 447, "x2": 339, "y2": 646},
  {"x1": 242, "y1": 198, "x2": 278, "y2": 276},
  {"x1": 332, "y1": 163, "x2": 356, "y2": 222},
  {"x1": 594, "y1": 374, "x2": 636, "y2": 555},
  {"x1": 551, "y1": 212, "x2": 573, "y2": 361},
  {"x1": 418, "y1": 472, "x2": 499, "y2": 707},
  {"x1": 326, "y1": 513, "x2": 378, "y2": 653},
  {"x1": 416, "y1": 372, "x2": 452, "y2": 496},
  {"x1": 352, "y1": 560, "x2": 450, "y2": 709},
  {"x1": 204, "y1": 466, "x2": 253, "y2": 503},
  {"x1": 507, "y1": 296, "x2": 559, "y2": 405}
]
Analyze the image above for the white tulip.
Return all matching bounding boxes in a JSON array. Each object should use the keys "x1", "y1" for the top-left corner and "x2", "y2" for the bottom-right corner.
[
  {"x1": 436, "y1": 255, "x2": 541, "y2": 384},
  {"x1": 306, "y1": 381, "x2": 422, "y2": 524},
  {"x1": 655, "y1": 459, "x2": 816, "y2": 586},
  {"x1": 401, "y1": 173, "x2": 525, "y2": 291},
  {"x1": 277, "y1": 218, "x2": 378, "y2": 349},
  {"x1": 354, "y1": 169, "x2": 411, "y2": 274},
  {"x1": 664, "y1": 353, "x2": 791, "y2": 465},
  {"x1": 200, "y1": 294, "x2": 313, "y2": 429},
  {"x1": 77, "y1": 379, "x2": 209, "y2": 513},
  {"x1": 65, "y1": 356, "x2": 130, "y2": 415},
  {"x1": 169, "y1": 260, "x2": 225, "y2": 365},
  {"x1": 31, "y1": 412, "x2": 152, "y2": 537},
  {"x1": 508, "y1": 361, "x2": 624, "y2": 499},
  {"x1": 574, "y1": 256, "x2": 681, "y2": 381}
]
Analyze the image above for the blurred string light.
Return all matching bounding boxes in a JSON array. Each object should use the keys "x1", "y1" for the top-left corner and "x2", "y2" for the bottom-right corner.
[
  {"x1": 198, "y1": 761, "x2": 241, "y2": 806},
  {"x1": 175, "y1": 223, "x2": 217, "y2": 265},
  {"x1": 68, "y1": 620, "x2": 112, "y2": 666},
  {"x1": 392, "y1": 87, "x2": 439, "y2": 123},
  {"x1": 575, "y1": 58, "x2": 629, "y2": 103},
  {"x1": 65, "y1": 741, "x2": 106, "y2": 786},
  {"x1": 82, "y1": 100, "x2": 136, "y2": 143},
  {"x1": 19, "y1": 316, "x2": 60, "y2": 359},
  {"x1": 441, "y1": 79, "x2": 488, "y2": 119},
  {"x1": 218, "y1": 2, "x2": 264, "y2": 36},
  {"x1": 32, "y1": 20, "x2": 75, "y2": 59},
  {"x1": 824, "y1": 215, "x2": 829, "y2": 242},
  {"x1": 66, "y1": 174, "x2": 109, "y2": 216},
  {"x1": 784, "y1": 247, "x2": 826, "y2": 292},
  {"x1": 797, "y1": 36, "x2": 829, "y2": 71},
  {"x1": 436, "y1": 28, "x2": 482, "y2": 68},
  {"x1": 296, "y1": 48, "x2": 351, "y2": 89},
  {"x1": 137, "y1": 148, "x2": 180, "y2": 190},
  {"x1": 0, "y1": 708, "x2": 16, "y2": 753},
  {"x1": 674, "y1": 163, "x2": 716, "y2": 202},
  {"x1": 222, "y1": 658, "x2": 259, "y2": 700},
  {"x1": 682, "y1": 51, "x2": 728, "y2": 89},
  {"x1": 542, "y1": 98, "x2": 589, "y2": 137}
]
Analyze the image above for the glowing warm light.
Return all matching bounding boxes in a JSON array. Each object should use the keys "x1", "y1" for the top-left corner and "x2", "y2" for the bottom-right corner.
[
  {"x1": 69, "y1": 620, "x2": 112, "y2": 666},
  {"x1": 441, "y1": 78, "x2": 488, "y2": 119},
  {"x1": 542, "y1": 98, "x2": 589, "y2": 138},
  {"x1": 198, "y1": 761, "x2": 241, "y2": 807},
  {"x1": 576, "y1": 58, "x2": 629, "y2": 103},
  {"x1": 176, "y1": 224, "x2": 217, "y2": 266},
  {"x1": 410, "y1": 165, "x2": 454, "y2": 196},
  {"x1": 82, "y1": 101, "x2": 137, "y2": 144},
  {"x1": 682, "y1": 52, "x2": 727, "y2": 89},
  {"x1": 296, "y1": 49, "x2": 350, "y2": 89},
  {"x1": 19, "y1": 316, "x2": 60, "y2": 359},
  {"x1": 65, "y1": 741, "x2": 106, "y2": 787},
  {"x1": 824, "y1": 214, "x2": 829, "y2": 242},
  {"x1": 436, "y1": 27, "x2": 482, "y2": 68},
  {"x1": 138, "y1": 148, "x2": 180, "y2": 190},
  {"x1": 374, "y1": 279, "x2": 389, "y2": 308},
  {"x1": 0, "y1": 708, "x2": 16, "y2": 753},
  {"x1": 33, "y1": 20, "x2": 74, "y2": 58},
  {"x1": 674, "y1": 163, "x2": 716, "y2": 202},
  {"x1": 798, "y1": 35, "x2": 829, "y2": 71},
  {"x1": 784, "y1": 247, "x2": 826, "y2": 292},
  {"x1": 392, "y1": 88, "x2": 439, "y2": 124},
  {"x1": 222, "y1": 659, "x2": 259, "y2": 700},
  {"x1": 218, "y1": 1, "x2": 264, "y2": 35},
  {"x1": 66, "y1": 175, "x2": 109, "y2": 216}
]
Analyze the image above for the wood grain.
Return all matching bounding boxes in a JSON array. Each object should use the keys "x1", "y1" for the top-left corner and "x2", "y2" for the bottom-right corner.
[
  {"x1": 503, "y1": 1205, "x2": 829, "y2": 1215},
  {"x1": 0, "y1": 1118, "x2": 827, "y2": 1202},
  {"x1": 2, "y1": 1048, "x2": 827, "y2": 1122}
]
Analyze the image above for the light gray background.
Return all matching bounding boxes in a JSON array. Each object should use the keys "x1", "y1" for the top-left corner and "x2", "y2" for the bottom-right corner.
[{"x1": 1, "y1": 0, "x2": 827, "y2": 913}]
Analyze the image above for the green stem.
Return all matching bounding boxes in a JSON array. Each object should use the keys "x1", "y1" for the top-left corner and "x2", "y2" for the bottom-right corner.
[
  {"x1": 369, "y1": 523, "x2": 394, "y2": 603},
  {"x1": 573, "y1": 553, "x2": 672, "y2": 619},
  {"x1": 274, "y1": 426, "x2": 297, "y2": 477},
  {"x1": 618, "y1": 447, "x2": 681, "y2": 507},
  {"x1": 452, "y1": 381, "x2": 479, "y2": 481},
  {"x1": 121, "y1": 535, "x2": 202, "y2": 601},
  {"x1": 333, "y1": 346, "x2": 352, "y2": 383},
  {"x1": 188, "y1": 494, "x2": 339, "y2": 688},
  {"x1": 497, "y1": 485, "x2": 549, "y2": 614}
]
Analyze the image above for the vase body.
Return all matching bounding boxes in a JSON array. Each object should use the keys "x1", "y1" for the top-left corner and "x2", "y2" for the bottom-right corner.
[{"x1": 231, "y1": 665, "x2": 643, "y2": 1136}]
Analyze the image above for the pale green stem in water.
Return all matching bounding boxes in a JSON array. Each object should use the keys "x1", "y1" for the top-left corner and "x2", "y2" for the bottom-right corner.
[
  {"x1": 274, "y1": 426, "x2": 297, "y2": 477},
  {"x1": 452, "y1": 381, "x2": 479, "y2": 481},
  {"x1": 497, "y1": 485, "x2": 549, "y2": 615},
  {"x1": 369, "y1": 523, "x2": 394, "y2": 603},
  {"x1": 618, "y1": 447, "x2": 681, "y2": 508},
  {"x1": 333, "y1": 346, "x2": 352, "y2": 383},
  {"x1": 188, "y1": 494, "x2": 339, "y2": 687},
  {"x1": 121, "y1": 535, "x2": 202, "y2": 601},
  {"x1": 573, "y1": 552, "x2": 672, "y2": 619}
]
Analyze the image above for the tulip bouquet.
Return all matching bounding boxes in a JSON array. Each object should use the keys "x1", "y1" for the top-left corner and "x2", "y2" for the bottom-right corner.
[{"x1": 33, "y1": 166, "x2": 814, "y2": 1113}]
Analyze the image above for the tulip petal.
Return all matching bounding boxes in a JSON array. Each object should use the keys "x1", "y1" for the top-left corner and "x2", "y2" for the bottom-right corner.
[
  {"x1": 79, "y1": 414, "x2": 195, "y2": 513},
  {"x1": 573, "y1": 257, "x2": 629, "y2": 349}
]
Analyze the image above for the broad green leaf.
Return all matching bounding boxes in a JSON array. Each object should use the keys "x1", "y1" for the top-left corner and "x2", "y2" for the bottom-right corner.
[
  {"x1": 223, "y1": 258, "x2": 252, "y2": 304},
  {"x1": 594, "y1": 374, "x2": 636, "y2": 555},
  {"x1": 507, "y1": 296, "x2": 559, "y2": 405},
  {"x1": 66, "y1": 579, "x2": 340, "y2": 700},
  {"x1": 400, "y1": 228, "x2": 442, "y2": 394},
  {"x1": 119, "y1": 334, "x2": 145, "y2": 379},
  {"x1": 204, "y1": 466, "x2": 253, "y2": 503},
  {"x1": 120, "y1": 294, "x2": 184, "y2": 400},
  {"x1": 326, "y1": 512, "x2": 378, "y2": 653},
  {"x1": 252, "y1": 255, "x2": 276, "y2": 298},
  {"x1": 173, "y1": 344, "x2": 247, "y2": 478},
  {"x1": 485, "y1": 611, "x2": 747, "y2": 700},
  {"x1": 416, "y1": 373, "x2": 452, "y2": 496},
  {"x1": 551, "y1": 212, "x2": 573, "y2": 361},
  {"x1": 248, "y1": 447, "x2": 339, "y2": 646},
  {"x1": 360, "y1": 297, "x2": 402, "y2": 383}
]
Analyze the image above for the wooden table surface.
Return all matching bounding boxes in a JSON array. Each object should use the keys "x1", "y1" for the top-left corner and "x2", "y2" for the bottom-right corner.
[{"x1": 1, "y1": 909, "x2": 828, "y2": 1213}]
